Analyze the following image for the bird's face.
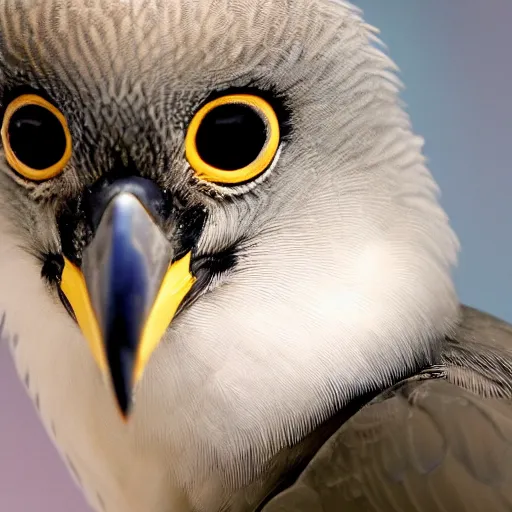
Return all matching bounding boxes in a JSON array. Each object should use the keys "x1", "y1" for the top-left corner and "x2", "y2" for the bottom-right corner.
[{"x1": 0, "y1": 0, "x2": 458, "y2": 426}]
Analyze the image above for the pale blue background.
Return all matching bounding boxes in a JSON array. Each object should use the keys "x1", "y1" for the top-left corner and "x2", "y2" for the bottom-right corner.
[{"x1": 1, "y1": 1, "x2": 511, "y2": 510}]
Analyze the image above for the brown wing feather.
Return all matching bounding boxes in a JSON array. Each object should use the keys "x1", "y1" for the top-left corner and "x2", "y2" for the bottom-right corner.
[{"x1": 262, "y1": 306, "x2": 512, "y2": 512}]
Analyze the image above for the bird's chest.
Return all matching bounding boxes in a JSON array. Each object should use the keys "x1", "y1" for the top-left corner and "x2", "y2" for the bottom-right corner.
[
  {"x1": 10, "y1": 327, "x2": 197, "y2": 512},
  {"x1": 49, "y1": 424, "x2": 189, "y2": 512}
]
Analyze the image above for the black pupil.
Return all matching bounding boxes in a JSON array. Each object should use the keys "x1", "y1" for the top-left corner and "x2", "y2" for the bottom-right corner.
[
  {"x1": 8, "y1": 104, "x2": 66, "y2": 170},
  {"x1": 195, "y1": 103, "x2": 267, "y2": 171}
]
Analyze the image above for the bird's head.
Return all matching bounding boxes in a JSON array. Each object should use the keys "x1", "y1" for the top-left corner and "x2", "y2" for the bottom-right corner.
[{"x1": 0, "y1": 0, "x2": 459, "y2": 427}]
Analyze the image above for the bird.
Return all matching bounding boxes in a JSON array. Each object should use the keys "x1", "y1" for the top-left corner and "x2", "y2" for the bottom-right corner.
[{"x1": 0, "y1": 0, "x2": 511, "y2": 511}]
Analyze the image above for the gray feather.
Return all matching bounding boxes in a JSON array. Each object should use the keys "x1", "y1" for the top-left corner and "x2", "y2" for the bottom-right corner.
[{"x1": 263, "y1": 306, "x2": 512, "y2": 512}]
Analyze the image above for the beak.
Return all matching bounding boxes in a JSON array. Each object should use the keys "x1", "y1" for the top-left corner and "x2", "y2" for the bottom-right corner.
[{"x1": 59, "y1": 191, "x2": 195, "y2": 417}]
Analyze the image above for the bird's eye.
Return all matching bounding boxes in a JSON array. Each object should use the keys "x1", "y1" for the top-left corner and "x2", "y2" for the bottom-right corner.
[
  {"x1": 185, "y1": 94, "x2": 280, "y2": 184},
  {"x1": 1, "y1": 94, "x2": 71, "y2": 181}
]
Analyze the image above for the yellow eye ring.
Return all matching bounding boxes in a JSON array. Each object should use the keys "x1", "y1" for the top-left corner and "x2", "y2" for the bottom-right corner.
[
  {"x1": 1, "y1": 94, "x2": 72, "y2": 181},
  {"x1": 185, "y1": 94, "x2": 280, "y2": 184}
]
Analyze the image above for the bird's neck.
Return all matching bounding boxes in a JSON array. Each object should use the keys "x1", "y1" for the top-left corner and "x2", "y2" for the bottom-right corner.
[{"x1": 228, "y1": 374, "x2": 409, "y2": 511}]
